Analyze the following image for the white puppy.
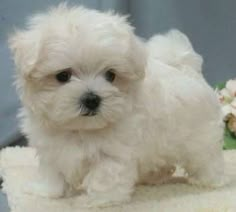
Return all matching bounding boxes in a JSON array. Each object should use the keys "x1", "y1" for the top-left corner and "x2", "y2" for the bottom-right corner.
[{"x1": 9, "y1": 4, "x2": 225, "y2": 207}]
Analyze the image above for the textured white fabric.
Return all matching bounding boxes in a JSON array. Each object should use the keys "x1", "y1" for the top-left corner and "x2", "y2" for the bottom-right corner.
[{"x1": 0, "y1": 147, "x2": 236, "y2": 212}]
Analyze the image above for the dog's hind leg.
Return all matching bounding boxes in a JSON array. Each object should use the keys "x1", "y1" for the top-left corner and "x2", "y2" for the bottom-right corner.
[{"x1": 185, "y1": 148, "x2": 226, "y2": 188}]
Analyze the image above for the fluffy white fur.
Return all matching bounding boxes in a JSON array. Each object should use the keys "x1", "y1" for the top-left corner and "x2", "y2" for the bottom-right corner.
[{"x1": 8, "y1": 4, "x2": 225, "y2": 207}]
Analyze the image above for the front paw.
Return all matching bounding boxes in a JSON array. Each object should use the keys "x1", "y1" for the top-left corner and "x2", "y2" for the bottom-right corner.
[{"x1": 24, "y1": 179, "x2": 65, "y2": 198}]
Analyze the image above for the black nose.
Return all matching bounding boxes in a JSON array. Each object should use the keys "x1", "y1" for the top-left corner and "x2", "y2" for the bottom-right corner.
[{"x1": 81, "y1": 92, "x2": 101, "y2": 111}]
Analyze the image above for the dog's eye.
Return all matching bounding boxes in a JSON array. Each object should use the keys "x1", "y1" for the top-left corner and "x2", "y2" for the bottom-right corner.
[
  {"x1": 105, "y1": 70, "x2": 116, "y2": 83},
  {"x1": 56, "y1": 68, "x2": 72, "y2": 83}
]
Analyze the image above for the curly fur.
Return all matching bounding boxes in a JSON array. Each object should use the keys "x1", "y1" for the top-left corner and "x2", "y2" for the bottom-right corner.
[{"x1": 8, "y1": 4, "x2": 225, "y2": 207}]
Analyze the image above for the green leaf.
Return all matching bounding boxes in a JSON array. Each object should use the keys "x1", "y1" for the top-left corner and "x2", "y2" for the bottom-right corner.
[
  {"x1": 215, "y1": 82, "x2": 226, "y2": 90},
  {"x1": 223, "y1": 127, "x2": 236, "y2": 150}
]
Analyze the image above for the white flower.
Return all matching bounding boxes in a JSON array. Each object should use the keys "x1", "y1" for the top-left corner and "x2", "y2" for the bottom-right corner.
[
  {"x1": 217, "y1": 79, "x2": 236, "y2": 120},
  {"x1": 222, "y1": 104, "x2": 232, "y2": 118},
  {"x1": 231, "y1": 99, "x2": 236, "y2": 116},
  {"x1": 226, "y1": 79, "x2": 236, "y2": 97},
  {"x1": 219, "y1": 88, "x2": 233, "y2": 104}
]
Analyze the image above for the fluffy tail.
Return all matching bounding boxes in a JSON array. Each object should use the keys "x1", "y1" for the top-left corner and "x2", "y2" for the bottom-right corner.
[{"x1": 147, "y1": 29, "x2": 203, "y2": 73}]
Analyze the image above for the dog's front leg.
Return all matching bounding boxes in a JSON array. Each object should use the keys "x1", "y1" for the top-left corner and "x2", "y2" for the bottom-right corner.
[
  {"x1": 24, "y1": 164, "x2": 66, "y2": 198},
  {"x1": 81, "y1": 158, "x2": 137, "y2": 208}
]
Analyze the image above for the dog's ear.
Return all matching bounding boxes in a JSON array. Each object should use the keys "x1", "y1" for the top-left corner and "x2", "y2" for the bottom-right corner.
[
  {"x1": 8, "y1": 30, "x2": 41, "y2": 77},
  {"x1": 128, "y1": 35, "x2": 147, "y2": 80},
  {"x1": 98, "y1": 12, "x2": 147, "y2": 81}
]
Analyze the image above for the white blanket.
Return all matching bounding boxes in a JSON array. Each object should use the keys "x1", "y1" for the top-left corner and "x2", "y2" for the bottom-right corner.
[{"x1": 0, "y1": 147, "x2": 236, "y2": 212}]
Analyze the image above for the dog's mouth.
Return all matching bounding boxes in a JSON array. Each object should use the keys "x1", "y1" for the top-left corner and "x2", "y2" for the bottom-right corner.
[
  {"x1": 82, "y1": 110, "x2": 98, "y2": 117},
  {"x1": 79, "y1": 104, "x2": 99, "y2": 117}
]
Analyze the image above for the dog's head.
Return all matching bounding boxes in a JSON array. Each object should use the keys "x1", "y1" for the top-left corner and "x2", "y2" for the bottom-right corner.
[{"x1": 9, "y1": 4, "x2": 146, "y2": 130}]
